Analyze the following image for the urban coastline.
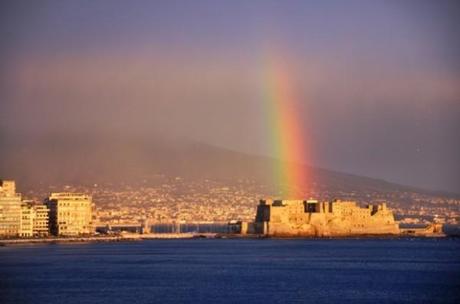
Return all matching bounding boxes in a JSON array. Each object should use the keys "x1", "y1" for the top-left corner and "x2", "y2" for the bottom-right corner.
[{"x1": 1, "y1": 179, "x2": 453, "y2": 246}]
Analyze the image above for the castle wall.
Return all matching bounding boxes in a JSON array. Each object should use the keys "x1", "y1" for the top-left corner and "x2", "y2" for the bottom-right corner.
[{"x1": 254, "y1": 199, "x2": 400, "y2": 236}]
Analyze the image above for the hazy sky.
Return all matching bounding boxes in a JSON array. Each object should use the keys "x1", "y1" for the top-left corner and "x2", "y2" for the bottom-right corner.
[{"x1": 1, "y1": 0, "x2": 459, "y2": 192}]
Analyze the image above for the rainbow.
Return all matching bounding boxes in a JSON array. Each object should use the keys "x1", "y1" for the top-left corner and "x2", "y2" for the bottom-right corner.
[{"x1": 263, "y1": 55, "x2": 310, "y2": 198}]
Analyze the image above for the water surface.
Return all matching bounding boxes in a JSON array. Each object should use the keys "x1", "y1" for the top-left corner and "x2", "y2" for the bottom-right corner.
[{"x1": 1, "y1": 238, "x2": 459, "y2": 303}]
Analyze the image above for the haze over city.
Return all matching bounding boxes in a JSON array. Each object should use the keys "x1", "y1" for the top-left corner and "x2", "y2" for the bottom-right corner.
[
  {"x1": 1, "y1": 2, "x2": 460, "y2": 304},
  {"x1": 1, "y1": 0, "x2": 459, "y2": 193}
]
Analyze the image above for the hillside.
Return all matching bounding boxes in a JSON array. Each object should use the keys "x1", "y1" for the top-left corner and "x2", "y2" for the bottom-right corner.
[{"x1": 0, "y1": 133, "x2": 455, "y2": 198}]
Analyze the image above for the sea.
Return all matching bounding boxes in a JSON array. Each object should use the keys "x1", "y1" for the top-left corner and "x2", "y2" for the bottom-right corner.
[{"x1": 1, "y1": 238, "x2": 459, "y2": 304}]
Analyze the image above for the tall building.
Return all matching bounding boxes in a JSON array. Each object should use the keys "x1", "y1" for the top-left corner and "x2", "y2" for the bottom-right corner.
[
  {"x1": 32, "y1": 204, "x2": 49, "y2": 237},
  {"x1": 19, "y1": 203, "x2": 34, "y2": 237},
  {"x1": 20, "y1": 200, "x2": 50, "y2": 237},
  {"x1": 45, "y1": 193, "x2": 93, "y2": 236},
  {"x1": 0, "y1": 180, "x2": 22, "y2": 237}
]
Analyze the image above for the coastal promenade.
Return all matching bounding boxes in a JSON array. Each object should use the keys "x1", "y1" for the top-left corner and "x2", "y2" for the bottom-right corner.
[{"x1": 0, "y1": 233, "x2": 219, "y2": 246}]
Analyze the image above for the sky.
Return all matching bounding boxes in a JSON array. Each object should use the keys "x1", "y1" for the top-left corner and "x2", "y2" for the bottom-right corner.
[{"x1": 1, "y1": 0, "x2": 459, "y2": 192}]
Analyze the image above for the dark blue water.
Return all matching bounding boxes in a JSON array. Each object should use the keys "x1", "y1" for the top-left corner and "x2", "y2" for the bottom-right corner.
[{"x1": 1, "y1": 238, "x2": 459, "y2": 304}]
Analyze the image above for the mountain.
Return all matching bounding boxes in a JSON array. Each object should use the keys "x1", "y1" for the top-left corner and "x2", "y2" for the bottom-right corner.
[{"x1": 0, "y1": 133, "x2": 457, "y2": 198}]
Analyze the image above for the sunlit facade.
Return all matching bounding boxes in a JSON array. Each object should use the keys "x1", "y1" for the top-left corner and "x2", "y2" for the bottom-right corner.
[
  {"x1": 46, "y1": 193, "x2": 93, "y2": 236},
  {"x1": 0, "y1": 180, "x2": 22, "y2": 237},
  {"x1": 32, "y1": 204, "x2": 50, "y2": 237}
]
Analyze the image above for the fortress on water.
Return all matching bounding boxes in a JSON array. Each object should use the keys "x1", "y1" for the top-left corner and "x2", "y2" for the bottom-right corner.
[{"x1": 246, "y1": 199, "x2": 400, "y2": 237}]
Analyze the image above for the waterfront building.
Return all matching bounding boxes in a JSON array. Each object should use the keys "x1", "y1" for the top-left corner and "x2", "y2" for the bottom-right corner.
[
  {"x1": 254, "y1": 198, "x2": 400, "y2": 236},
  {"x1": 19, "y1": 203, "x2": 34, "y2": 237},
  {"x1": 0, "y1": 180, "x2": 22, "y2": 237},
  {"x1": 18, "y1": 201, "x2": 50, "y2": 237},
  {"x1": 32, "y1": 204, "x2": 49, "y2": 237},
  {"x1": 45, "y1": 193, "x2": 93, "y2": 236}
]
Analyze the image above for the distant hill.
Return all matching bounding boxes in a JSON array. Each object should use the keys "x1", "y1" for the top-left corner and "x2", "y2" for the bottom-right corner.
[{"x1": 0, "y1": 133, "x2": 457, "y2": 198}]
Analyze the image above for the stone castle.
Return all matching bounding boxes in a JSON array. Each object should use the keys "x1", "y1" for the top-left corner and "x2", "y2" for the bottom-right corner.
[{"x1": 252, "y1": 199, "x2": 400, "y2": 236}]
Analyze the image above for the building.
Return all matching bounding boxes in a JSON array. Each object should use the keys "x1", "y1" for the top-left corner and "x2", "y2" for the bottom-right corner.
[
  {"x1": 1, "y1": 181, "x2": 50, "y2": 238},
  {"x1": 45, "y1": 193, "x2": 93, "y2": 236},
  {"x1": 19, "y1": 203, "x2": 34, "y2": 237},
  {"x1": 0, "y1": 180, "x2": 22, "y2": 237},
  {"x1": 254, "y1": 198, "x2": 400, "y2": 236},
  {"x1": 32, "y1": 204, "x2": 49, "y2": 237},
  {"x1": 228, "y1": 220, "x2": 249, "y2": 234},
  {"x1": 18, "y1": 201, "x2": 50, "y2": 237},
  {"x1": 19, "y1": 201, "x2": 49, "y2": 237}
]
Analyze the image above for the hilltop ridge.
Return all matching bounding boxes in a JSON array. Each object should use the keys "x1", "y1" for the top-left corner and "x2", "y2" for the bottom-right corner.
[{"x1": 0, "y1": 133, "x2": 456, "y2": 199}]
